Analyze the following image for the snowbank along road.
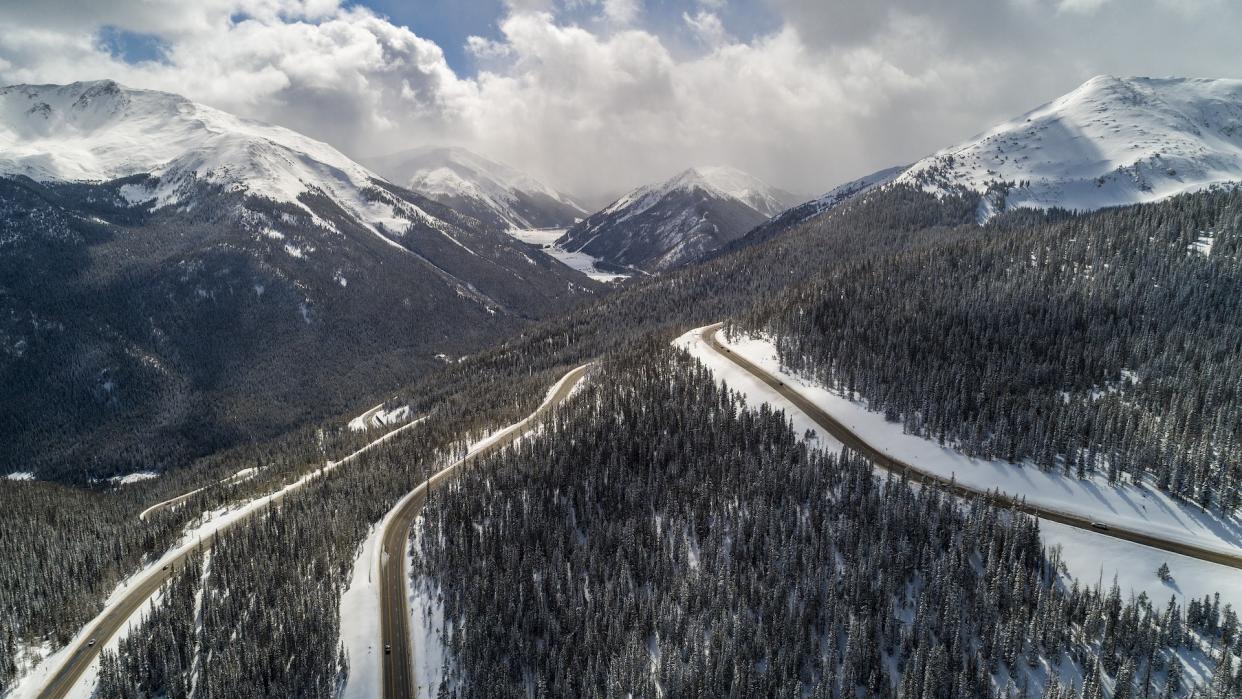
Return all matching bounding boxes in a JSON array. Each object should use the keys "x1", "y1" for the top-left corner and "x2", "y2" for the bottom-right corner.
[
  {"x1": 380, "y1": 364, "x2": 593, "y2": 699},
  {"x1": 698, "y1": 323, "x2": 1242, "y2": 569}
]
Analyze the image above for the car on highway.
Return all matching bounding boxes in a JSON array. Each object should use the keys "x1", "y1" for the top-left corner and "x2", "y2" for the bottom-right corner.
[
  {"x1": 384, "y1": 644, "x2": 391, "y2": 654},
  {"x1": 87, "y1": 639, "x2": 96, "y2": 647},
  {"x1": 1090, "y1": 522, "x2": 1110, "y2": 531}
]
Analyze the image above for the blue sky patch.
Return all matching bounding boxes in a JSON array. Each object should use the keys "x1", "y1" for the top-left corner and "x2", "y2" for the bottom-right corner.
[{"x1": 97, "y1": 26, "x2": 168, "y2": 64}]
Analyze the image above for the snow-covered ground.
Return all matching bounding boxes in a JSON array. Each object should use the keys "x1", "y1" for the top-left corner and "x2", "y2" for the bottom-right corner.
[
  {"x1": 8, "y1": 585, "x2": 169, "y2": 699},
  {"x1": 1045, "y1": 521, "x2": 1242, "y2": 607},
  {"x1": 408, "y1": 528, "x2": 451, "y2": 699},
  {"x1": 337, "y1": 521, "x2": 387, "y2": 699},
  {"x1": 508, "y1": 228, "x2": 629, "y2": 282},
  {"x1": 676, "y1": 325, "x2": 1242, "y2": 607},
  {"x1": 109, "y1": 471, "x2": 159, "y2": 486},
  {"x1": 348, "y1": 402, "x2": 415, "y2": 432}
]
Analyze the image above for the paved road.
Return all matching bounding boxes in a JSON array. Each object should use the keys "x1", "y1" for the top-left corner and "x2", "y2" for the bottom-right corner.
[
  {"x1": 38, "y1": 416, "x2": 428, "y2": 698},
  {"x1": 380, "y1": 364, "x2": 592, "y2": 699},
  {"x1": 38, "y1": 557, "x2": 186, "y2": 699},
  {"x1": 138, "y1": 467, "x2": 258, "y2": 522},
  {"x1": 699, "y1": 323, "x2": 1242, "y2": 570}
]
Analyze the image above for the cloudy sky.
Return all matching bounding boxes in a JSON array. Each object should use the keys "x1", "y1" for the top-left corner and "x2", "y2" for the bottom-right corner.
[{"x1": 1, "y1": 0, "x2": 1238, "y2": 202}]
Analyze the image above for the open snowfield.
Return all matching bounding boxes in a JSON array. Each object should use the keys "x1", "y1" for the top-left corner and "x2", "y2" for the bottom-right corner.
[
  {"x1": 508, "y1": 228, "x2": 629, "y2": 282},
  {"x1": 337, "y1": 522, "x2": 386, "y2": 699},
  {"x1": 676, "y1": 325, "x2": 1242, "y2": 607}
]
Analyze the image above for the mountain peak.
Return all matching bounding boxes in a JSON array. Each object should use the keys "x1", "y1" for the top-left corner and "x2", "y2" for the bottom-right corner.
[
  {"x1": 896, "y1": 74, "x2": 1242, "y2": 219},
  {"x1": 667, "y1": 165, "x2": 795, "y2": 217},
  {"x1": 0, "y1": 80, "x2": 410, "y2": 229}
]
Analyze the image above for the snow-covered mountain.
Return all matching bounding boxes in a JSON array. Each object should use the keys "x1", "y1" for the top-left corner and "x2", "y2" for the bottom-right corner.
[
  {"x1": 897, "y1": 75, "x2": 1242, "y2": 219},
  {"x1": 557, "y1": 166, "x2": 799, "y2": 272},
  {"x1": 0, "y1": 80, "x2": 457, "y2": 242},
  {"x1": 366, "y1": 146, "x2": 586, "y2": 231},
  {"x1": 0, "y1": 80, "x2": 598, "y2": 477}
]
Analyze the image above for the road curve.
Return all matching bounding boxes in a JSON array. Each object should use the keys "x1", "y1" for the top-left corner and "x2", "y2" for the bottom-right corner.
[
  {"x1": 380, "y1": 364, "x2": 592, "y2": 699},
  {"x1": 138, "y1": 468, "x2": 258, "y2": 522},
  {"x1": 38, "y1": 415, "x2": 429, "y2": 698},
  {"x1": 699, "y1": 323, "x2": 1242, "y2": 570}
]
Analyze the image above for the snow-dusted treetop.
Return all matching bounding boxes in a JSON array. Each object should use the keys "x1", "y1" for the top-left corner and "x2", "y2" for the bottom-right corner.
[
  {"x1": 0, "y1": 80, "x2": 434, "y2": 236},
  {"x1": 896, "y1": 75, "x2": 1242, "y2": 219}
]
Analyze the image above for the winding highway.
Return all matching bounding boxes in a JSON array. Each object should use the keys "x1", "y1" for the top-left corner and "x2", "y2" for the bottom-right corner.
[
  {"x1": 36, "y1": 415, "x2": 428, "y2": 698},
  {"x1": 36, "y1": 325, "x2": 1237, "y2": 698},
  {"x1": 380, "y1": 364, "x2": 592, "y2": 699},
  {"x1": 698, "y1": 323, "x2": 1242, "y2": 570}
]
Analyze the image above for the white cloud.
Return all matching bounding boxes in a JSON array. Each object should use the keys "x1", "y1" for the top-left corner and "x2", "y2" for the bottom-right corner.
[
  {"x1": 602, "y1": 0, "x2": 642, "y2": 25},
  {"x1": 683, "y1": 10, "x2": 731, "y2": 48},
  {"x1": 1, "y1": 0, "x2": 1240, "y2": 201}
]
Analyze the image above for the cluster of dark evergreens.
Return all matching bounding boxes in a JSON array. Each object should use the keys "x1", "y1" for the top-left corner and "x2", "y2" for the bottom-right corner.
[
  {"x1": 411, "y1": 350, "x2": 1239, "y2": 698},
  {"x1": 743, "y1": 189, "x2": 1242, "y2": 511}
]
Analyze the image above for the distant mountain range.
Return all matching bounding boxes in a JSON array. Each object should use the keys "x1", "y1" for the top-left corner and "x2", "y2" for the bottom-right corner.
[
  {"x1": 366, "y1": 146, "x2": 587, "y2": 231},
  {"x1": 0, "y1": 80, "x2": 597, "y2": 478},
  {"x1": 556, "y1": 166, "x2": 800, "y2": 272}
]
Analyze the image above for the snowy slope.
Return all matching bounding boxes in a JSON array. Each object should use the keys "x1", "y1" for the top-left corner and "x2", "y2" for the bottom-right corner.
[
  {"x1": 0, "y1": 80, "x2": 452, "y2": 242},
  {"x1": 367, "y1": 146, "x2": 587, "y2": 230},
  {"x1": 557, "y1": 166, "x2": 798, "y2": 271},
  {"x1": 896, "y1": 76, "x2": 1242, "y2": 219}
]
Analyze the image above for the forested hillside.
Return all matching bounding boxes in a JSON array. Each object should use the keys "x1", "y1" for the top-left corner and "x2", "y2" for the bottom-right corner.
[
  {"x1": 409, "y1": 349, "x2": 1239, "y2": 697},
  {"x1": 742, "y1": 189, "x2": 1242, "y2": 512}
]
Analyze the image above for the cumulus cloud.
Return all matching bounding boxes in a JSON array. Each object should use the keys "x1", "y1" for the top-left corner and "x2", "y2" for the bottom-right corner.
[{"x1": 1, "y1": 0, "x2": 1240, "y2": 201}]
